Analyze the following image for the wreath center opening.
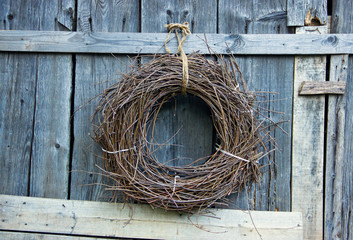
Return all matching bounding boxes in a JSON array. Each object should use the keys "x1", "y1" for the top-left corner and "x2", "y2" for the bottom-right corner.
[{"x1": 148, "y1": 95, "x2": 214, "y2": 167}]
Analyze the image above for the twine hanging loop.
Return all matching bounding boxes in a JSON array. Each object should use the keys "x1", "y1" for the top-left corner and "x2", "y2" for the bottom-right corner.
[{"x1": 164, "y1": 22, "x2": 191, "y2": 94}]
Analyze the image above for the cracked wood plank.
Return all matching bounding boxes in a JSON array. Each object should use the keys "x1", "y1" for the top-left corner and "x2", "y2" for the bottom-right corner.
[
  {"x1": 304, "y1": 0, "x2": 327, "y2": 26},
  {"x1": 0, "y1": 194, "x2": 303, "y2": 240}
]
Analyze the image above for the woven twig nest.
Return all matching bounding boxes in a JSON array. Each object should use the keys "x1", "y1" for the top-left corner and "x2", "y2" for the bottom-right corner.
[{"x1": 93, "y1": 53, "x2": 274, "y2": 213}]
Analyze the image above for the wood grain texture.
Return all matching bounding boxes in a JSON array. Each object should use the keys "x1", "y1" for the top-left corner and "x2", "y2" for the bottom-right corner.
[
  {"x1": 292, "y1": 26, "x2": 327, "y2": 240},
  {"x1": 218, "y1": 0, "x2": 293, "y2": 212},
  {"x1": 1, "y1": 31, "x2": 353, "y2": 54},
  {"x1": 324, "y1": 55, "x2": 348, "y2": 240},
  {"x1": 141, "y1": 0, "x2": 217, "y2": 33},
  {"x1": 70, "y1": 0, "x2": 139, "y2": 201},
  {"x1": 0, "y1": 0, "x2": 74, "y2": 199},
  {"x1": 27, "y1": 2, "x2": 74, "y2": 199},
  {"x1": 341, "y1": 53, "x2": 353, "y2": 240},
  {"x1": 299, "y1": 81, "x2": 346, "y2": 95},
  {"x1": 56, "y1": 0, "x2": 75, "y2": 31},
  {"x1": 0, "y1": 232, "x2": 117, "y2": 240},
  {"x1": 287, "y1": 0, "x2": 305, "y2": 26},
  {"x1": 29, "y1": 54, "x2": 72, "y2": 199},
  {"x1": 141, "y1": 0, "x2": 216, "y2": 166},
  {"x1": 0, "y1": 194, "x2": 304, "y2": 240},
  {"x1": 0, "y1": 53, "x2": 36, "y2": 196},
  {"x1": 331, "y1": 1, "x2": 353, "y2": 239}
]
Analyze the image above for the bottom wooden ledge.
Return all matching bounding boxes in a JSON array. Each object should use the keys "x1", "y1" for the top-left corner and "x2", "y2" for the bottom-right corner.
[
  {"x1": 0, "y1": 194, "x2": 303, "y2": 240},
  {"x1": 0, "y1": 231, "x2": 113, "y2": 240}
]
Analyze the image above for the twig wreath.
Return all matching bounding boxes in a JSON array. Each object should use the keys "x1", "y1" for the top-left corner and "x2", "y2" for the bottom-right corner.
[{"x1": 92, "y1": 23, "x2": 278, "y2": 213}]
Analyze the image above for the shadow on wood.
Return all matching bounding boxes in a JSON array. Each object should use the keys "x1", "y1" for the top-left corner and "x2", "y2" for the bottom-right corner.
[{"x1": 149, "y1": 95, "x2": 214, "y2": 167}]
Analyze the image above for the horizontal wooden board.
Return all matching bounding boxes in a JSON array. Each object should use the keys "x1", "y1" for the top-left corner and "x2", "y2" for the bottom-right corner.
[
  {"x1": 0, "y1": 194, "x2": 303, "y2": 240},
  {"x1": 299, "y1": 81, "x2": 346, "y2": 95},
  {"x1": 0, "y1": 30, "x2": 353, "y2": 55},
  {"x1": 0, "y1": 231, "x2": 116, "y2": 240}
]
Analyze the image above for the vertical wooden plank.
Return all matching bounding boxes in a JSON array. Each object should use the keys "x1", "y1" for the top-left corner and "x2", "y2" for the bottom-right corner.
[
  {"x1": 331, "y1": 1, "x2": 353, "y2": 239},
  {"x1": 30, "y1": 54, "x2": 72, "y2": 199},
  {"x1": 29, "y1": 2, "x2": 74, "y2": 199},
  {"x1": 287, "y1": 0, "x2": 305, "y2": 26},
  {"x1": 71, "y1": 0, "x2": 139, "y2": 201},
  {"x1": 0, "y1": 53, "x2": 36, "y2": 196},
  {"x1": 292, "y1": 26, "x2": 327, "y2": 240},
  {"x1": 0, "y1": 1, "x2": 35, "y2": 196},
  {"x1": 342, "y1": 56, "x2": 353, "y2": 240},
  {"x1": 141, "y1": 0, "x2": 216, "y2": 166},
  {"x1": 218, "y1": 0, "x2": 293, "y2": 212},
  {"x1": 324, "y1": 55, "x2": 347, "y2": 240},
  {"x1": 292, "y1": 1, "x2": 327, "y2": 238},
  {"x1": 331, "y1": 0, "x2": 353, "y2": 34},
  {"x1": 0, "y1": 0, "x2": 74, "y2": 199}
]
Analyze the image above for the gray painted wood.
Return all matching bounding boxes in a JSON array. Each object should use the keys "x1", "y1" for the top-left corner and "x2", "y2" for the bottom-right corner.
[
  {"x1": 70, "y1": 0, "x2": 139, "y2": 201},
  {"x1": 330, "y1": 1, "x2": 353, "y2": 239},
  {"x1": 287, "y1": 0, "x2": 305, "y2": 26},
  {"x1": 0, "y1": 0, "x2": 73, "y2": 199},
  {"x1": 219, "y1": 0, "x2": 293, "y2": 212},
  {"x1": 324, "y1": 55, "x2": 348, "y2": 240},
  {"x1": 2, "y1": 31, "x2": 353, "y2": 54},
  {"x1": 141, "y1": 0, "x2": 216, "y2": 167}
]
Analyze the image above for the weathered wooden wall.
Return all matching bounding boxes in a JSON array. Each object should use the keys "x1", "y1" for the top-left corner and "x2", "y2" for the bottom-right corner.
[
  {"x1": 0, "y1": 0, "x2": 74, "y2": 199},
  {"x1": 0, "y1": 0, "x2": 352, "y2": 239}
]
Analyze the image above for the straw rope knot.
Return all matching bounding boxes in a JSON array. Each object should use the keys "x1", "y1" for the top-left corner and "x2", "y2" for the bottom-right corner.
[{"x1": 164, "y1": 22, "x2": 191, "y2": 95}]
